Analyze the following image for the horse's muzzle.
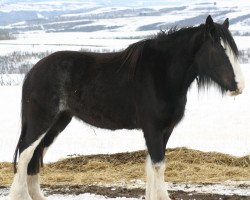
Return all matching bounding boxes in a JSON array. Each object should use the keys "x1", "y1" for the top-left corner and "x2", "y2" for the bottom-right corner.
[{"x1": 228, "y1": 88, "x2": 243, "y2": 96}]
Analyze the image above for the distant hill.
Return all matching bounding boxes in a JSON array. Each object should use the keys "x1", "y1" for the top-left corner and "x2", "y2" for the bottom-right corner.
[{"x1": 0, "y1": 0, "x2": 249, "y2": 34}]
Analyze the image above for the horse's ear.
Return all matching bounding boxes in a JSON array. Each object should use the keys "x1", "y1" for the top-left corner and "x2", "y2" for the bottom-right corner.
[
  {"x1": 205, "y1": 15, "x2": 215, "y2": 36},
  {"x1": 205, "y1": 15, "x2": 214, "y2": 29},
  {"x1": 223, "y1": 18, "x2": 229, "y2": 29}
]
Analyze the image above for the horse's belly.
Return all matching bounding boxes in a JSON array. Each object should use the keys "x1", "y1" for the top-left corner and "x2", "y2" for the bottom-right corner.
[
  {"x1": 70, "y1": 102, "x2": 138, "y2": 130},
  {"x1": 76, "y1": 112, "x2": 137, "y2": 130}
]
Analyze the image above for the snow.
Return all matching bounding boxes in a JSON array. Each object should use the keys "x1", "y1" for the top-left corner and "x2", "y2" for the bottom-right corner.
[
  {"x1": 1, "y1": 0, "x2": 250, "y2": 35},
  {"x1": 48, "y1": 194, "x2": 140, "y2": 200},
  {"x1": 0, "y1": 1, "x2": 99, "y2": 12},
  {"x1": 0, "y1": 33, "x2": 248, "y2": 58},
  {"x1": 0, "y1": 32, "x2": 145, "y2": 55},
  {"x1": 1, "y1": 181, "x2": 250, "y2": 200},
  {"x1": 0, "y1": 74, "x2": 25, "y2": 86},
  {"x1": 235, "y1": 36, "x2": 250, "y2": 50},
  {"x1": 0, "y1": 192, "x2": 140, "y2": 200},
  {"x1": 169, "y1": 181, "x2": 250, "y2": 196}
]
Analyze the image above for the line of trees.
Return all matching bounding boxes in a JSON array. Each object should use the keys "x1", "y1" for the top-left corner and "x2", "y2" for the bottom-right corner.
[
  {"x1": 0, "y1": 30, "x2": 15, "y2": 40},
  {"x1": 0, "y1": 51, "x2": 50, "y2": 74},
  {"x1": 239, "y1": 49, "x2": 250, "y2": 64}
]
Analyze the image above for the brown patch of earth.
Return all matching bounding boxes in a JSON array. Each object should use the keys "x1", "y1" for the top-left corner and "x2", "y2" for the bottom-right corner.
[
  {"x1": 1, "y1": 148, "x2": 249, "y2": 199},
  {"x1": 40, "y1": 184, "x2": 250, "y2": 200}
]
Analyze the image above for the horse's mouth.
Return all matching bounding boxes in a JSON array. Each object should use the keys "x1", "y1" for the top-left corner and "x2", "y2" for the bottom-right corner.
[{"x1": 228, "y1": 89, "x2": 243, "y2": 96}]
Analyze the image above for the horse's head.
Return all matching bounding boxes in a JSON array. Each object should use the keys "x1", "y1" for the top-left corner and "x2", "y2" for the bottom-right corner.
[{"x1": 194, "y1": 15, "x2": 244, "y2": 95}]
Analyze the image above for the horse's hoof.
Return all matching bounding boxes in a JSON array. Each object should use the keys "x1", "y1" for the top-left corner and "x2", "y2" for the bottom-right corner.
[
  {"x1": 8, "y1": 193, "x2": 32, "y2": 200},
  {"x1": 32, "y1": 197, "x2": 47, "y2": 200},
  {"x1": 29, "y1": 193, "x2": 47, "y2": 200}
]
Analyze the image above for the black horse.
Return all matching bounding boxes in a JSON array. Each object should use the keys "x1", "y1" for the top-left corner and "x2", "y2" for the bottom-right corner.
[{"x1": 9, "y1": 15, "x2": 244, "y2": 200}]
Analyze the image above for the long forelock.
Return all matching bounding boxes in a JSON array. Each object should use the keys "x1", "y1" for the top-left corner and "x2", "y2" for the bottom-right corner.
[
  {"x1": 215, "y1": 23, "x2": 238, "y2": 57},
  {"x1": 218, "y1": 25, "x2": 245, "y2": 93}
]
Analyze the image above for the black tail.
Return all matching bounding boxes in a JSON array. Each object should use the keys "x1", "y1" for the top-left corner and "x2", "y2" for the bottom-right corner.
[
  {"x1": 13, "y1": 77, "x2": 28, "y2": 174},
  {"x1": 13, "y1": 121, "x2": 27, "y2": 173}
]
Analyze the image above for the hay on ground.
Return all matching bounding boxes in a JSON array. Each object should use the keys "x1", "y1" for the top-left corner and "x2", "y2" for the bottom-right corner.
[{"x1": 0, "y1": 148, "x2": 249, "y2": 186}]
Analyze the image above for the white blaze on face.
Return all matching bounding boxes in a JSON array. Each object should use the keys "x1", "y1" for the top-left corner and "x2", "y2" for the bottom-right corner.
[{"x1": 220, "y1": 38, "x2": 245, "y2": 95}]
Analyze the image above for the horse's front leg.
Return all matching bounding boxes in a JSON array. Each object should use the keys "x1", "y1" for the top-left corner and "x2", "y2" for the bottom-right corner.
[{"x1": 144, "y1": 128, "x2": 172, "y2": 200}]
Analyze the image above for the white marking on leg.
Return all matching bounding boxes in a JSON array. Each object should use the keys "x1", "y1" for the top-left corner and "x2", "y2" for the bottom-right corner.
[
  {"x1": 43, "y1": 147, "x2": 48, "y2": 157},
  {"x1": 9, "y1": 134, "x2": 46, "y2": 200},
  {"x1": 145, "y1": 156, "x2": 171, "y2": 200},
  {"x1": 26, "y1": 146, "x2": 49, "y2": 200},
  {"x1": 220, "y1": 38, "x2": 245, "y2": 94},
  {"x1": 27, "y1": 174, "x2": 46, "y2": 200}
]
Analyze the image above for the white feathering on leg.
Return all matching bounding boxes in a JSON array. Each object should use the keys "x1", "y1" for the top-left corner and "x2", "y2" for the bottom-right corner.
[
  {"x1": 9, "y1": 134, "x2": 46, "y2": 200},
  {"x1": 27, "y1": 174, "x2": 46, "y2": 200},
  {"x1": 27, "y1": 147, "x2": 48, "y2": 200},
  {"x1": 145, "y1": 156, "x2": 171, "y2": 200}
]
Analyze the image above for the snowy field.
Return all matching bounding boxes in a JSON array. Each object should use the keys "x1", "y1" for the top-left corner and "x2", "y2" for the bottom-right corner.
[
  {"x1": 0, "y1": 34, "x2": 250, "y2": 55},
  {"x1": 1, "y1": 181, "x2": 249, "y2": 200},
  {"x1": 0, "y1": 190, "x2": 140, "y2": 200},
  {"x1": 0, "y1": 191, "x2": 139, "y2": 200},
  {"x1": 30, "y1": 194, "x2": 138, "y2": 200},
  {"x1": 0, "y1": 64, "x2": 249, "y2": 164}
]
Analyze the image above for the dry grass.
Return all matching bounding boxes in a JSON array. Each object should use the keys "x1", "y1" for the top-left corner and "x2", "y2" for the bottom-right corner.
[{"x1": 0, "y1": 148, "x2": 249, "y2": 187}]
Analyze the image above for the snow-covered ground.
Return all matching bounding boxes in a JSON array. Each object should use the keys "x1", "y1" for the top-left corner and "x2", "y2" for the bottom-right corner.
[
  {"x1": 0, "y1": 33, "x2": 249, "y2": 56},
  {"x1": 0, "y1": 64, "x2": 249, "y2": 163},
  {"x1": 0, "y1": 191, "x2": 140, "y2": 200},
  {"x1": 1, "y1": 181, "x2": 250, "y2": 200},
  {"x1": 44, "y1": 194, "x2": 139, "y2": 200}
]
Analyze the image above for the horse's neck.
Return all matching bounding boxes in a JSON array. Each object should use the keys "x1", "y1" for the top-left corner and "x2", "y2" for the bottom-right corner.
[{"x1": 167, "y1": 29, "x2": 203, "y2": 94}]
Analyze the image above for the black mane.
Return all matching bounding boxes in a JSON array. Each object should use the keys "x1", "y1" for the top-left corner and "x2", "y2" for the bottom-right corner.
[
  {"x1": 116, "y1": 39, "x2": 146, "y2": 79},
  {"x1": 117, "y1": 26, "x2": 201, "y2": 80},
  {"x1": 215, "y1": 23, "x2": 238, "y2": 56},
  {"x1": 119, "y1": 22, "x2": 238, "y2": 77}
]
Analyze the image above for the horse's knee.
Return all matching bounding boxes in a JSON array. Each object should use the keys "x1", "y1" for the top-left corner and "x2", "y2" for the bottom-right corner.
[{"x1": 145, "y1": 156, "x2": 171, "y2": 200}]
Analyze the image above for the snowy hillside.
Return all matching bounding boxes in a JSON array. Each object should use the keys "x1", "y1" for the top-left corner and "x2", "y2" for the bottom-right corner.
[{"x1": 0, "y1": 0, "x2": 249, "y2": 34}]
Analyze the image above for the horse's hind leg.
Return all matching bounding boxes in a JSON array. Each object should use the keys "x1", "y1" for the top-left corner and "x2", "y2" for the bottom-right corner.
[
  {"x1": 9, "y1": 131, "x2": 46, "y2": 200},
  {"x1": 27, "y1": 111, "x2": 72, "y2": 200},
  {"x1": 9, "y1": 95, "x2": 60, "y2": 200}
]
